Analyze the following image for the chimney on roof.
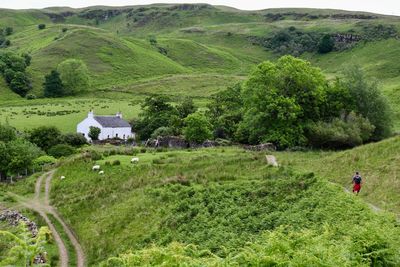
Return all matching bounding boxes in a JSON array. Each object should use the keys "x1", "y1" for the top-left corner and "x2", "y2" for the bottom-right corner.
[
  {"x1": 88, "y1": 110, "x2": 94, "y2": 118},
  {"x1": 116, "y1": 111, "x2": 122, "y2": 118}
]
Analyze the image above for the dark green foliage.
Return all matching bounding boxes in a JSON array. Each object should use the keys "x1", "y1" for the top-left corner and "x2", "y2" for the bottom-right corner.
[
  {"x1": 62, "y1": 28, "x2": 68, "y2": 33},
  {"x1": 307, "y1": 112, "x2": 375, "y2": 148},
  {"x1": 4, "y1": 27, "x2": 13, "y2": 36},
  {"x1": 43, "y1": 70, "x2": 64, "y2": 97},
  {"x1": 112, "y1": 160, "x2": 121, "y2": 166},
  {"x1": 264, "y1": 27, "x2": 322, "y2": 56},
  {"x1": 28, "y1": 126, "x2": 62, "y2": 152},
  {"x1": 176, "y1": 97, "x2": 197, "y2": 119},
  {"x1": 88, "y1": 126, "x2": 101, "y2": 141},
  {"x1": 62, "y1": 133, "x2": 87, "y2": 147},
  {"x1": 38, "y1": 24, "x2": 46, "y2": 30},
  {"x1": 48, "y1": 144, "x2": 76, "y2": 158},
  {"x1": 9, "y1": 71, "x2": 31, "y2": 96},
  {"x1": 0, "y1": 51, "x2": 31, "y2": 96},
  {"x1": 237, "y1": 56, "x2": 326, "y2": 148},
  {"x1": 25, "y1": 93, "x2": 37, "y2": 100},
  {"x1": 151, "y1": 126, "x2": 173, "y2": 139},
  {"x1": 0, "y1": 138, "x2": 43, "y2": 177},
  {"x1": 339, "y1": 65, "x2": 393, "y2": 140},
  {"x1": 183, "y1": 113, "x2": 212, "y2": 143},
  {"x1": 57, "y1": 59, "x2": 90, "y2": 95},
  {"x1": 207, "y1": 83, "x2": 243, "y2": 139},
  {"x1": 0, "y1": 124, "x2": 16, "y2": 142},
  {"x1": 135, "y1": 95, "x2": 179, "y2": 140},
  {"x1": 318, "y1": 34, "x2": 334, "y2": 53}
]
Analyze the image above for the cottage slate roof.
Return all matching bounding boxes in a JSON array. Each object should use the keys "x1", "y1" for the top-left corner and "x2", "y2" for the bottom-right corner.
[{"x1": 94, "y1": 116, "x2": 131, "y2": 128}]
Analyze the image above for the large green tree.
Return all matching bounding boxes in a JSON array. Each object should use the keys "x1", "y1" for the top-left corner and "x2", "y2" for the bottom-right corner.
[
  {"x1": 339, "y1": 65, "x2": 392, "y2": 140},
  {"x1": 237, "y1": 56, "x2": 327, "y2": 148},
  {"x1": 183, "y1": 113, "x2": 212, "y2": 143},
  {"x1": 57, "y1": 59, "x2": 90, "y2": 95},
  {"x1": 28, "y1": 126, "x2": 62, "y2": 152},
  {"x1": 207, "y1": 83, "x2": 243, "y2": 139},
  {"x1": 43, "y1": 70, "x2": 64, "y2": 97}
]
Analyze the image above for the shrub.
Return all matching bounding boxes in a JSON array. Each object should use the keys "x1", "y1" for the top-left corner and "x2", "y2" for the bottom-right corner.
[
  {"x1": 48, "y1": 144, "x2": 76, "y2": 158},
  {"x1": 88, "y1": 126, "x2": 101, "y2": 141},
  {"x1": 151, "y1": 126, "x2": 173, "y2": 139},
  {"x1": 318, "y1": 34, "x2": 335, "y2": 53},
  {"x1": 89, "y1": 150, "x2": 102, "y2": 161},
  {"x1": 306, "y1": 112, "x2": 375, "y2": 149},
  {"x1": 105, "y1": 161, "x2": 111, "y2": 166},
  {"x1": 38, "y1": 24, "x2": 46, "y2": 30},
  {"x1": 29, "y1": 126, "x2": 62, "y2": 152},
  {"x1": 112, "y1": 160, "x2": 121, "y2": 166},
  {"x1": 140, "y1": 148, "x2": 147, "y2": 153},
  {"x1": 62, "y1": 133, "x2": 87, "y2": 147},
  {"x1": 26, "y1": 93, "x2": 37, "y2": 100},
  {"x1": 183, "y1": 113, "x2": 212, "y2": 144},
  {"x1": 33, "y1": 155, "x2": 57, "y2": 166},
  {"x1": 62, "y1": 28, "x2": 68, "y2": 33}
]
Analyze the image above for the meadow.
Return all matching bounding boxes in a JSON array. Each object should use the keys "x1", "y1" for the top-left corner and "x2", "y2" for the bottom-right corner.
[{"x1": 38, "y1": 147, "x2": 400, "y2": 265}]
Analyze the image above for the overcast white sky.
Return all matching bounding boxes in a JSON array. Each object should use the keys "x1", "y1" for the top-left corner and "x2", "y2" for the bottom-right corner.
[{"x1": 1, "y1": 0, "x2": 399, "y2": 16}]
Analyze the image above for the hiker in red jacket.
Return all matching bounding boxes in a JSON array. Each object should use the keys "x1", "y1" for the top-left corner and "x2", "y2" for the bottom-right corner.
[{"x1": 352, "y1": 172, "x2": 363, "y2": 195}]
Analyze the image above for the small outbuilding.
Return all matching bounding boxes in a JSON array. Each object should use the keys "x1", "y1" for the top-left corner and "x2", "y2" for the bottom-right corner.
[{"x1": 77, "y1": 111, "x2": 134, "y2": 141}]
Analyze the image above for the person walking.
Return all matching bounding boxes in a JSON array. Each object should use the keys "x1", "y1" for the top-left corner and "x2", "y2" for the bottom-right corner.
[{"x1": 352, "y1": 171, "x2": 363, "y2": 195}]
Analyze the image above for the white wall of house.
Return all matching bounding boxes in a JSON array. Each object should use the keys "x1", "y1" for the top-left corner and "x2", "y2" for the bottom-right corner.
[
  {"x1": 77, "y1": 117, "x2": 102, "y2": 141},
  {"x1": 77, "y1": 112, "x2": 134, "y2": 141},
  {"x1": 97, "y1": 127, "x2": 133, "y2": 140}
]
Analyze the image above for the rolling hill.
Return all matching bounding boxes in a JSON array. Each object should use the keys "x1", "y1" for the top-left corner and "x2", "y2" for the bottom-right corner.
[{"x1": 0, "y1": 4, "x2": 400, "y2": 132}]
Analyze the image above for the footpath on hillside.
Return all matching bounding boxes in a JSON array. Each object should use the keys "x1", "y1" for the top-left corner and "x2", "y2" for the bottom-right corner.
[{"x1": 5, "y1": 170, "x2": 86, "y2": 267}]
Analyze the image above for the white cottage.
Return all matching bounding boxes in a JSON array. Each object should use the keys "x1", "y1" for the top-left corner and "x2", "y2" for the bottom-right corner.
[{"x1": 77, "y1": 111, "x2": 134, "y2": 141}]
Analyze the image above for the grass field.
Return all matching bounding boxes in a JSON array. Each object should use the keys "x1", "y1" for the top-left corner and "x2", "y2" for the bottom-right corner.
[
  {"x1": 277, "y1": 136, "x2": 400, "y2": 215},
  {"x1": 0, "y1": 97, "x2": 141, "y2": 132},
  {"x1": 37, "y1": 147, "x2": 399, "y2": 265}
]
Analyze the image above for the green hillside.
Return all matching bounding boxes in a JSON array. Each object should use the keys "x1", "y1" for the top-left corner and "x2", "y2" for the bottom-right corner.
[
  {"x1": 1, "y1": 5, "x2": 400, "y2": 132},
  {"x1": 46, "y1": 147, "x2": 399, "y2": 265},
  {"x1": 278, "y1": 136, "x2": 400, "y2": 215}
]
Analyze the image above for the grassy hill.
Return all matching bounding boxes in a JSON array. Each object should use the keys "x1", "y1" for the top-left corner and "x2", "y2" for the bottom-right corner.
[
  {"x1": 277, "y1": 136, "x2": 400, "y2": 215},
  {"x1": 1, "y1": 5, "x2": 400, "y2": 133},
  {"x1": 26, "y1": 147, "x2": 395, "y2": 265}
]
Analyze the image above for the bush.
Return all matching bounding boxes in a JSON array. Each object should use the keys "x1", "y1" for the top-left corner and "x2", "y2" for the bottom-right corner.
[
  {"x1": 89, "y1": 150, "x2": 102, "y2": 161},
  {"x1": 183, "y1": 113, "x2": 212, "y2": 144},
  {"x1": 112, "y1": 160, "x2": 121, "y2": 166},
  {"x1": 48, "y1": 144, "x2": 76, "y2": 158},
  {"x1": 151, "y1": 126, "x2": 173, "y2": 139},
  {"x1": 62, "y1": 28, "x2": 68, "y2": 33},
  {"x1": 62, "y1": 133, "x2": 87, "y2": 147},
  {"x1": 33, "y1": 155, "x2": 57, "y2": 166},
  {"x1": 26, "y1": 93, "x2": 37, "y2": 100},
  {"x1": 29, "y1": 126, "x2": 62, "y2": 152},
  {"x1": 306, "y1": 112, "x2": 375, "y2": 149},
  {"x1": 38, "y1": 24, "x2": 46, "y2": 30}
]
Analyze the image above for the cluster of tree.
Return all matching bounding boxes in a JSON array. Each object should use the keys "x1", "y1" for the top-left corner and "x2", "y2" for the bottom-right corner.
[
  {"x1": 206, "y1": 56, "x2": 392, "y2": 149},
  {"x1": 133, "y1": 96, "x2": 212, "y2": 143},
  {"x1": 43, "y1": 59, "x2": 90, "y2": 97},
  {"x1": 0, "y1": 27, "x2": 13, "y2": 48},
  {"x1": 0, "y1": 124, "x2": 86, "y2": 180},
  {"x1": 0, "y1": 51, "x2": 32, "y2": 96},
  {"x1": 262, "y1": 27, "x2": 334, "y2": 56}
]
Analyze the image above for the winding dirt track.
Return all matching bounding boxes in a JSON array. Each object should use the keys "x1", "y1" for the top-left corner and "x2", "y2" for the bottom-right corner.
[{"x1": 10, "y1": 170, "x2": 86, "y2": 267}]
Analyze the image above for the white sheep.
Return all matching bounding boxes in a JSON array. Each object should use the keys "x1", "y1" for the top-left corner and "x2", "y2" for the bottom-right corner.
[
  {"x1": 60, "y1": 176, "x2": 66, "y2": 180},
  {"x1": 265, "y1": 155, "x2": 279, "y2": 167},
  {"x1": 92, "y1": 165, "x2": 101, "y2": 171},
  {"x1": 99, "y1": 170, "x2": 104, "y2": 175},
  {"x1": 131, "y1": 157, "x2": 139, "y2": 164}
]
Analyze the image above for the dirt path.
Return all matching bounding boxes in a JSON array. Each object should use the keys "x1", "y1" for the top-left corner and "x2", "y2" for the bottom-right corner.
[
  {"x1": 44, "y1": 171, "x2": 86, "y2": 267},
  {"x1": 7, "y1": 171, "x2": 86, "y2": 267}
]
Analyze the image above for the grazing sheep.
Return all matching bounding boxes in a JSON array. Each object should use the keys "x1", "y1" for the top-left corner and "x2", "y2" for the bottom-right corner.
[
  {"x1": 131, "y1": 157, "x2": 139, "y2": 164},
  {"x1": 99, "y1": 170, "x2": 104, "y2": 175},
  {"x1": 60, "y1": 176, "x2": 66, "y2": 180},
  {"x1": 265, "y1": 155, "x2": 279, "y2": 167},
  {"x1": 92, "y1": 165, "x2": 100, "y2": 171}
]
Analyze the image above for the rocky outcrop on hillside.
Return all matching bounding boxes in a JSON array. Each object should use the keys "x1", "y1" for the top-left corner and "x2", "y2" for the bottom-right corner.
[
  {"x1": 243, "y1": 143, "x2": 277, "y2": 151},
  {"x1": 333, "y1": 33, "x2": 362, "y2": 50},
  {"x1": 0, "y1": 209, "x2": 39, "y2": 237}
]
